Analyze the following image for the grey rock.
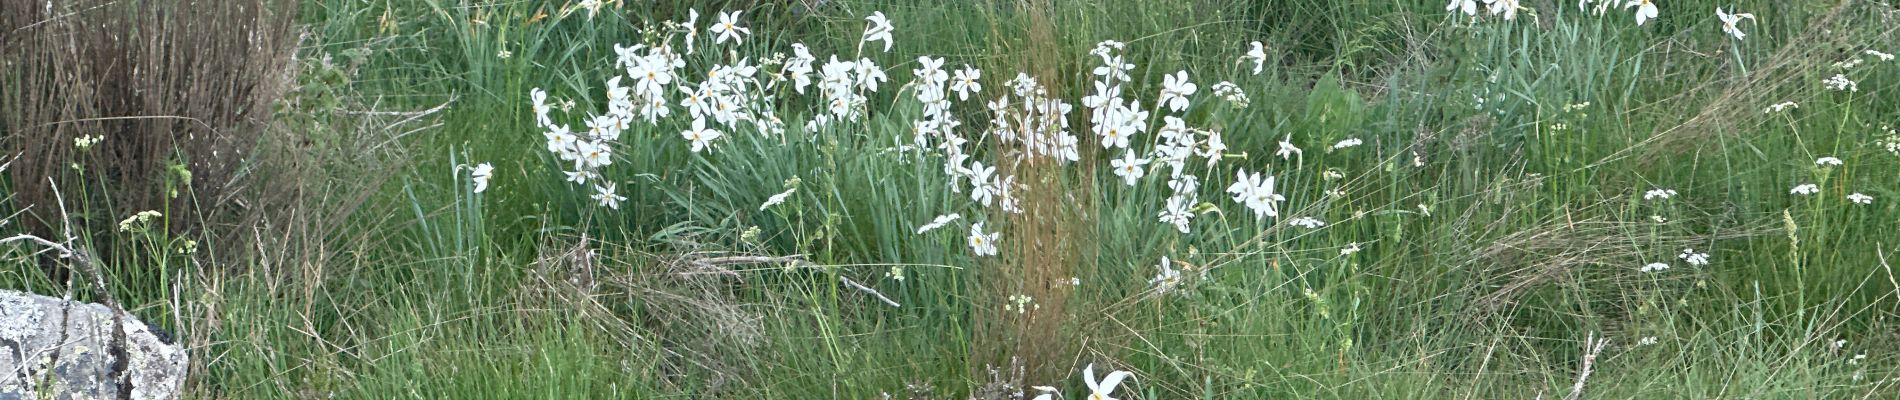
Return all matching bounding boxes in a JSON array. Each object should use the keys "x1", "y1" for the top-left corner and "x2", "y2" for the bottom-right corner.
[{"x1": 0, "y1": 289, "x2": 186, "y2": 399}]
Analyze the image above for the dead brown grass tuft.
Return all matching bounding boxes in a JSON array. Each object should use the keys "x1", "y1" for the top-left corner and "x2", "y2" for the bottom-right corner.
[{"x1": 1, "y1": 0, "x2": 298, "y2": 249}]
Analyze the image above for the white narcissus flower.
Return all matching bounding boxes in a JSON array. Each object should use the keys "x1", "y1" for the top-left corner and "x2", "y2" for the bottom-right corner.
[
  {"x1": 855, "y1": 57, "x2": 889, "y2": 92},
  {"x1": 967, "y1": 221, "x2": 1000, "y2": 257},
  {"x1": 1626, "y1": 0, "x2": 1658, "y2": 26},
  {"x1": 914, "y1": 56, "x2": 948, "y2": 86},
  {"x1": 969, "y1": 161, "x2": 998, "y2": 206},
  {"x1": 1790, "y1": 183, "x2": 1819, "y2": 195},
  {"x1": 1489, "y1": 0, "x2": 1520, "y2": 19},
  {"x1": 593, "y1": 182, "x2": 625, "y2": 210},
  {"x1": 1158, "y1": 70, "x2": 1197, "y2": 113},
  {"x1": 1716, "y1": 7, "x2": 1756, "y2": 40},
  {"x1": 681, "y1": 9, "x2": 701, "y2": 54},
  {"x1": 576, "y1": 140, "x2": 612, "y2": 169},
  {"x1": 1227, "y1": 169, "x2": 1286, "y2": 220},
  {"x1": 863, "y1": 11, "x2": 895, "y2": 52},
  {"x1": 1149, "y1": 256, "x2": 1183, "y2": 293},
  {"x1": 1158, "y1": 196, "x2": 1193, "y2": 233},
  {"x1": 1490, "y1": 0, "x2": 1520, "y2": 20},
  {"x1": 1447, "y1": 0, "x2": 1480, "y2": 16},
  {"x1": 1244, "y1": 41, "x2": 1268, "y2": 75},
  {"x1": 545, "y1": 124, "x2": 578, "y2": 158},
  {"x1": 1815, "y1": 156, "x2": 1843, "y2": 166},
  {"x1": 1276, "y1": 133, "x2": 1302, "y2": 161},
  {"x1": 681, "y1": 118, "x2": 722, "y2": 153},
  {"x1": 1110, "y1": 152, "x2": 1149, "y2": 186},
  {"x1": 1848, "y1": 193, "x2": 1873, "y2": 204},
  {"x1": 950, "y1": 66, "x2": 982, "y2": 101},
  {"x1": 709, "y1": 11, "x2": 749, "y2": 45},
  {"x1": 530, "y1": 88, "x2": 553, "y2": 127},
  {"x1": 1083, "y1": 364, "x2": 1134, "y2": 400},
  {"x1": 470, "y1": 163, "x2": 493, "y2": 193}
]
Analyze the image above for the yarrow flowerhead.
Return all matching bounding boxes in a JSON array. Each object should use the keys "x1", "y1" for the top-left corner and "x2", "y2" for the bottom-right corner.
[
  {"x1": 1679, "y1": 248, "x2": 1710, "y2": 266},
  {"x1": 1790, "y1": 183, "x2": 1820, "y2": 196}
]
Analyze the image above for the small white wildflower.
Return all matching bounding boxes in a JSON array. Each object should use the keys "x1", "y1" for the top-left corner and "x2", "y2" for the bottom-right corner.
[
  {"x1": 1330, "y1": 138, "x2": 1363, "y2": 150},
  {"x1": 1638, "y1": 336, "x2": 1659, "y2": 346},
  {"x1": 1650, "y1": 215, "x2": 1668, "y2": 223},
  {"x1": 1678, "y1": 248, "x2": 1710, "y2": 266},
  {"x1": 1866, "y1": 50, "x2": 1896, "y2": 62},
  {"x1": 1004, "y1": 294, "x2": 1039, "y2": 314},
  {"x1": 1824, "y1": 74, "x2": 1858, "y2": 92},
  {"x1": 1764, "y1": 101, "x2": 1799, "y2": 113},
  {"x1": 1790, "y1": 183, "x2": 1820, "y2": 196},
  {"x1": 915, "y1": 213, "x2": 962, "y2": 234},
  {"x1": 1815, "y1": 156, "x2": 1843, "y2": 166},
  {"x1": 1832, "y1": 339, "x2": 1848, "y2": 351},
  {"x1": 886, "y1": 266, "x2": 905, "y2": 282},
  {"x1": 1288, "y1": 217, "x2": 1326, "y2": 229},
  {"x1": 1848, "y1": 193, "x2": 1873, "y2": 205},
  {"x1": 74, "y1": 134, "x2": 104, "y2": 150},
  {"x1": 117, "y1": 210, "x2": 163, "y2": 233},
  {"x1": 760, "y1": 187, "x2": 796, "y2": 211},
  {"x1": 1639, "y1": 262, "x2": 1671, "y2": 273},
  {"x1": 1644, "y1": 188, "x2": 1678, "y2": 200},
  {"x1": 1340, "y1": 242, "x2": 1362, "y2": 256}
]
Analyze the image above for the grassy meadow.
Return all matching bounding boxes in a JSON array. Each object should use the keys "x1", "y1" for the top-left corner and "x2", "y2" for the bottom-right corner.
[{"x1": 5, "y1": 0, "x2": 1900, "y2": 398}]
